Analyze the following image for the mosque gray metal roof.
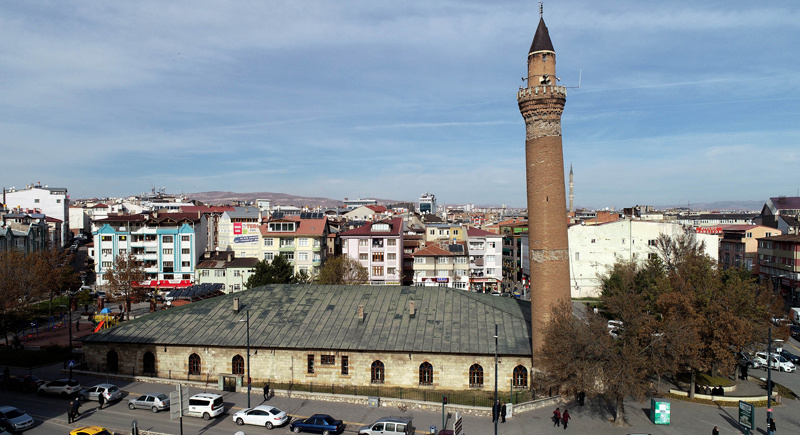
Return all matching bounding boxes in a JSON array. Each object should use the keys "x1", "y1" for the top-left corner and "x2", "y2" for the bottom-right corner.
[{"x1": 82, "y1": 284, "x2": 533, "y2": 356}]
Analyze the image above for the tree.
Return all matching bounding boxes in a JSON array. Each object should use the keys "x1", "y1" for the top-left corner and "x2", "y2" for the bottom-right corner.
[
  {"x1": 316, "y1": 256, "x2": 369, "y2": 285},
  {"x1": 32, "y1": 247, "x2": 80, "y2": 315},
  {"x1": 103, "y1": 253, "x2": 146, "y2": 320},
  {"x1": 0, "y1": 252, "x2": 39, "y2": 347},
  {"x1": 245, "y1": 255, "x2": 299, "y2": 288}
]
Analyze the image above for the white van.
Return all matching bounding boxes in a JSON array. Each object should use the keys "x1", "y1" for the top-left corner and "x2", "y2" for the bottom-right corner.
[{"x1": 186, "y1": 393, "x2": 224, "y2": 420}]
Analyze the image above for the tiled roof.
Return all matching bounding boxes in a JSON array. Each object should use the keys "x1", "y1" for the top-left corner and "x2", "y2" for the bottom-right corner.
[
  {"x1": 530, "y1": 17, "x2": 554, "y2": 53},
  {"x1": 413, "y1": 244, "x2": 455, "y2": 257},
  {"x1": 259, "y1": 218, "x2": 328, "y2": 237},
  {"x1": 81, "y1": 284, "x2": 533, "y2": 356},
  {"x1": 770, "y1": 197, "x2": 800, "y2": 210},
  {"x1": 181, "y1": 206, "x2": 236, "y2": 213},
  {"x1": 757, "y1": 234, "x2": 800, "y2": 242},
  {"x1": 466, "y1": 227, "x2": 501, "y2": 237},
  {"x1": 366, "y1": 205, "x2": 388, "y2": 213},
  {"x1": 339, "y1": 218, "x2": 403, "y2": 237}
]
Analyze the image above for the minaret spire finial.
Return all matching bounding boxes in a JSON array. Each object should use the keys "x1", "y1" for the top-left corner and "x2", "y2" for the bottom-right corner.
[{"x1": 539, "y1": 1, "x2": 543, "y2": 18}]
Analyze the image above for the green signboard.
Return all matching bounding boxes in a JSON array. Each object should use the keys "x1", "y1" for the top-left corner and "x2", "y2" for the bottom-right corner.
[
  {"x1": 650, "y1": 398, "x2": 670, "y2": 425},
  {"x1": 739, "y1": 400, "x2": 755, "y2": 431}
]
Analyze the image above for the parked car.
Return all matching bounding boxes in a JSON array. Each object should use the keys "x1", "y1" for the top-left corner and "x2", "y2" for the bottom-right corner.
[
  {"x1": 1, "y1": 375, "x2": 44, "y2": 393},
  {"x1": 755, "y1": 351, "x2": 796, "y2": 372},
  {"x1": 128, "y1": 392, "x2": 170, "y2": 413},
  {"x1": 359, "y1": 417, "x2": 412, "y2": 435},
  {"x1": 232, "y1": 404, "x2": 289, "y2": 429},
  {"x1": 781, "y1": 349, "x2": 800, "y2": 364},
  {"x1": 69, "y1": 426, "x2": 113, "y2": 435},
  {"x1": 78, "y1": 383, "x2": 122, "y2": 403},
  {"x1": 790, "y1": 324, "x2": 800, "y2": 340},
  {"x1": 186, "y1": 393, "x2": 224, "y2": 420},
  {"x1": 0, "y1": 406, "x2": 35, "y2": 432},
  {"x1": 738, "y1": 351, "x2": 762, "y2": 369},
  {"x1": 290, "y1": 414, "x2": 344, "y2": 434},
  {"x1": 37, "y1": 378, "x2": 81, "y2": 398}
]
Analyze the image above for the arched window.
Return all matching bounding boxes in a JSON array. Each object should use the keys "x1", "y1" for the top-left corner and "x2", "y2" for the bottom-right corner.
[
  {"x1": 469, "y1": 364, "x2": 483, "y2": 388},
  {"x1": 143, "y1": 351, "x2": 156, "y2": 375},
  {"x1": 419, "y1": 362, "x2": 433, "y2": 386},
  {"x1": 232, "y1": 355, "x2": 245, "y2": 375},
  {"x1": 106, "y1": 350, "x2": 119, "y2": 373},
  {"x1": 512, "y1": 365, "x2": 528, "y2": 388},
  {"x1": 371, "y1": 360, "x2": 385, "y2": 384},
  {"x1": 188, "y1": 353, "x2": 201, "y2": 375}
]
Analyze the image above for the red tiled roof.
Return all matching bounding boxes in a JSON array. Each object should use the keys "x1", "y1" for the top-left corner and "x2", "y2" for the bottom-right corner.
[
  {"x1": 413, "y1": 244, "x2": 455, "y2": 257},
  {"x1": 339, "y1": 218, "x2": 403, "y2": 237},
  {"x1": 770, "y1": 197, "x2": 800, "y2": 210},
  {"x1": 45, "y1": 216, "x2": 63, "y2": 223},
  {"x1": 366, "y1": 205, "x2": 388, "y2": 213},
  {"x1": 92, "y1": 203, "x2": 109, "y2": 208},
  {"x1": 466, "y1": 227, "x2": 500, "y2": 237},
  {"x1": 259, "y1": 218, "x2": 328, "y2": 237}
]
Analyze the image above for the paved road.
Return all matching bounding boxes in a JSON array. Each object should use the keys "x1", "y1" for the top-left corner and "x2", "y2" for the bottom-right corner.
[{"x1": 4, "y1": 348, "x2": 800, "y2": 435}]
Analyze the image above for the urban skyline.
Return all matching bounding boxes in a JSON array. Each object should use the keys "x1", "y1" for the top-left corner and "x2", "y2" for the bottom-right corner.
[{"x1": 2, "y1": 1, "x2": 799, "y2": 209}]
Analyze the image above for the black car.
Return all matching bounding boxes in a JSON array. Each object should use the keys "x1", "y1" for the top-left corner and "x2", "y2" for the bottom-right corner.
[
  {"x1": 290, "y1": 414, "x2": 344, "y2": 434},
  {"x1": 781, "y1": 349, "x2": 800, "y2": 364},
  {"x1": 790, "y1": 325, "x2": 800, "y2": 340}
]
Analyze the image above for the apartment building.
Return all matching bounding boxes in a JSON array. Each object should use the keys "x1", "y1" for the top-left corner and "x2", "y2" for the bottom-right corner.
[
  {"x1": 411, "y1": 243, "x2": 470, "y2": 289},
  {"x1": 217, "y1": 206, "x2": 262, "y2": 259},
  {"x1": 757, "y1": 234, "x2": 800, "y2": 305},
  {"x1": 260, "y1": 217, "x2": 329, "y2": 278},
  {"x1": 718, "y1": 224, "x2": 780, "y2": 273},
  {"x1": 340, "y1": 218, "x2": 404, "y2": 285},
  {"x1": 195, "y1": 252, "x2": 259, "y2": 293},
  {"x1": 3, "y1": 183, "x2": 69, "y2": 246},
  {"x1": 92, "y1": 213, "x2": 208, "y2": 288},
  {"x1": 466, "y1": 227, "x2": 503, "y2": 292}
]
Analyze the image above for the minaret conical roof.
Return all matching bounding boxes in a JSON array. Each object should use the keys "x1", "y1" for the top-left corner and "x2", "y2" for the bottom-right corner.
[{"x1": 529, "y1": 17, "x2": 554, "y2": 54}]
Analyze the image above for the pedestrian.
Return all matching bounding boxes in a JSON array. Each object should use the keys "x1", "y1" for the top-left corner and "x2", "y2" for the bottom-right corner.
[
  {"x1": 73, "y1": 400, "x2": 81, "y2": 420},
  {"x1": 742, "y1": 363, "x2": 748, "y2": 380},
  {"x1": 768, "y1": 417, "x2": 776, "y2": 432},
  {"x1": 97, "y1": 392, "x2": 105, "y2": 410},
  {"x1": 263, "y1": 382, "x2": 270, "y2": 401},
  {"x1": 553, "y1": 407, "x2": 561, "y2": 427},
  {"x1": 75, "y1": 319, "x2": 80, "y2": 331},
  {"x1": 67, "y1": 400, "x2": 74, "y2": 423},
  {"x1": 84, "y1": 304, "x2": 88, "y2": 313},
  {"x1": 577, "y1": 391, "x2": 586, "y2": 406},
  {"x1": 500, "y1": 402, "x2": 507, "y2": 423},
  {"x1": 562, "y1": 409, "x2": 570, "y2": 429},
  {"x1": 492, "y1": 400, "x2": 500, "y2": 423},
  {"x1": 712, "y1": 426, "x2": 719, "y2": 435}
]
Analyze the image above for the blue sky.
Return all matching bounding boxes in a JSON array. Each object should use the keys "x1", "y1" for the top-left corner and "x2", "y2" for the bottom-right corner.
[{"x1": 2, "y1": 1, "x2": 799, "y2": 209}]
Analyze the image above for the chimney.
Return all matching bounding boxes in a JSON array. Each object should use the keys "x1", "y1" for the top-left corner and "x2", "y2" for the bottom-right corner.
[
  {"x1": 227, "y1": 252, "x2": 233, "y2": 262},
  {"x1": 409, "y1": 300, "x2": 416, "y2": 318},
  {"x1": 357, "y1": 305, "x2": 365, "y2": 322},
  {"x1": 233, "y1": 297, "x2": 240, "y2": 313}
]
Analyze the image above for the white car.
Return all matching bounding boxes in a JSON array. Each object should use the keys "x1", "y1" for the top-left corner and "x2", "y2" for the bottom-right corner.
[
  {"x1": 78, "y1": 383, "x2": 122, "y2": 403},
  {"x1": 38, "y1": 378, "x2": 81, "y2": 398},
  {"x1": 755, "y1": 352, "x2": 796, "y2": 372},
  {"x1": 232, "y1": 405, "x2": 288, "y2": 429}
]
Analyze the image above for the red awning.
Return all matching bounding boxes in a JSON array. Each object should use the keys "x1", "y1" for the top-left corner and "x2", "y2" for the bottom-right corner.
[{"x1": 132, "y1": 280, "x2": 193, "y2": 288}]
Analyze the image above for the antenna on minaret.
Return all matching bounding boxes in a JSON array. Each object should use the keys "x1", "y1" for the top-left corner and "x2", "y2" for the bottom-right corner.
[
  {"x1": 566, "y1": 69, "x2": 582, "y2": 89},
  {"x1": 539, "y1": 1, "x2": 543, "y2": 18}
]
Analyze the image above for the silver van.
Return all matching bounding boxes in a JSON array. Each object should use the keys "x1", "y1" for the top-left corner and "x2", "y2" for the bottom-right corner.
[{"x1": 359, "y1": 417, "x2": 412, "y2": 435}]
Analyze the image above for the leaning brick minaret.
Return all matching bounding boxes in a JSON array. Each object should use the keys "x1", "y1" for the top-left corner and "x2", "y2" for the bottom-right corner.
[{"x1": 517, "y1": 10, "x2": 571, "y2": 352}]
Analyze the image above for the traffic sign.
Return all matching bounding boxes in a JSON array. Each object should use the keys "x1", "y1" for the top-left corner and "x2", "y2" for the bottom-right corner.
[{"x1": 67, "y1": 360, "x2": 76, "y2": 368}]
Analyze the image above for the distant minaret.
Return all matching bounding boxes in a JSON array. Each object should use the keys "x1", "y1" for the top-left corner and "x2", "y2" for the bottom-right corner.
[
  {"x1": 517, "y1": 4, "x2": 571, "y2": 352},
  {"x1": 569, "y1": 163, "x2": 574, "y2": 213}
]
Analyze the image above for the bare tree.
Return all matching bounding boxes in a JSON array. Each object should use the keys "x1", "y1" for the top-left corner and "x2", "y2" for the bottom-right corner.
[
  {"x1": 103, "y1": 253, "x2": 146, "y2": 320},
  {"x1": 0, "y1": 252, "x2": 39, "y2": 347},
  {"x1": 32, "y1": 247, "x2": 80, "y2": 315}
]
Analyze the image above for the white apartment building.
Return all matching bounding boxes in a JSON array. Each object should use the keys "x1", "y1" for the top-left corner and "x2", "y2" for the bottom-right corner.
[
  {"x1": 565, "y1": 219, "x2": 720, "y2": 298},
  {"x1": 217, "y1": 206, "x2": 262, "y2": 259},
  {"x1": 412, "y1": 243, "x2": 470, "y2": 289},
  {"x1": 340, "y1": 218, "x2": 404, "y2": 285},
  {"x1": 3, "y1": 183, "x2": 69, "y2": 246},
  {"x1": 466, "y1": 227, "x2": 503, "y2": 292}
]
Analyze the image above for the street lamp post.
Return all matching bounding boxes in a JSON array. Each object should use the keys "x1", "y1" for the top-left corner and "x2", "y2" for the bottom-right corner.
[
  {"x1": 494, "y1": 323, "x2": 498, "y2": 435},
  {"x1": 239, "y1": 310, "x2": 251, "y2": 408},
  {"x1": 767, "y1": 326, "x2": 774, "y2": 435}
]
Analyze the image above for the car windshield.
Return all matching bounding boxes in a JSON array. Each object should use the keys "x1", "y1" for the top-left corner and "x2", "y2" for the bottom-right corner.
[
  {"x1": 776, "y1": 355, "x2": 788, "y2": 362},
  {"x1": 4, "y1": 408, "x2": 24, "y2": 418}
]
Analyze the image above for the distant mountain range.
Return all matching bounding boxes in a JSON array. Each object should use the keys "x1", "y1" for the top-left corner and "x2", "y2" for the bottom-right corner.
[{"x1": 185, "y1": 191, "x2": 765, "y2": 213}]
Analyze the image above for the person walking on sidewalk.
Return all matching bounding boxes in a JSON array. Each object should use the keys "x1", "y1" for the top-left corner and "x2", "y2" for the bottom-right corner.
[
  {"x1": 97, "y1": 392, "x2": 105, "y2": 410},
  {"x1": 491, "y1": 400, "x2": 500, "y2": 423},
  {"x1": 500, "y1": 402, "x2": 507, "y2": 423},
  {"x1": 67, "y1": 401, "x2": 74, "y2": 424},
  {"x1": 263, "y1": 382, "x2": 270, "y2": 401},
  {"x1": 553, "y1": 407, "x2": 561, "y2": 427},
  {"x1": 712, "y1": 426, "x2": 719, "y2": 435},
  {"x1": 562, "y1": 409, "x2": 570, "y2": 429}
]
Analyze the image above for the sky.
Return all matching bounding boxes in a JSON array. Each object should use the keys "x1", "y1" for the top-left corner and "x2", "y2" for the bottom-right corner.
[{"x1": 2, "y1": 1, "x2": 799, "y2": 209}]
